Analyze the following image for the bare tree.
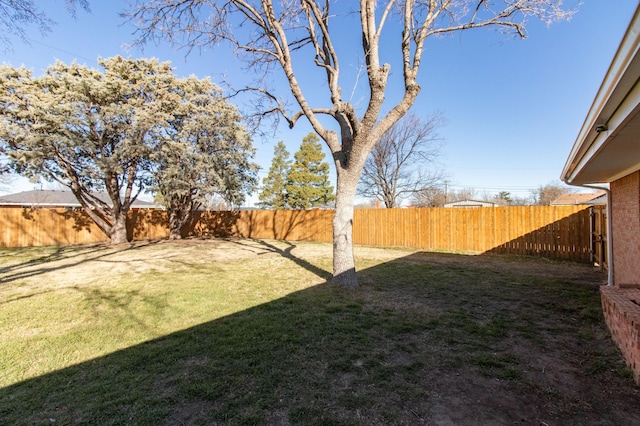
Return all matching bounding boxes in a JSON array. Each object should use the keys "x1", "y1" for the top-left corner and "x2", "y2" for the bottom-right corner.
[
  {"x1": 412, "y1": 186, "x2": 447, "y2": 207},
  {"x1": 127, "y1": 1, "x2": 575, "y2": 288},
  {"x1": 508, "y1": 195, "x2": 533, "y2": 206},
  {"x1": 0, "y1": 171, "x2": 15, "y2": 193},
  {"x1": 0, "y1": 0, "x2": 89, "y2": 51},
  {"x1": 412, "y1": 186, "x2": 477, "y2": 207},
  {"x1": 493, "y1": 191, "x2": 513, "y2": 205},
  {"x1": 532, "y1": 180, "x2": 573, "y2": 205},
  {"x1": 449, "y1": 188, "x2": 478, "y2": 203},
  {"x1": 358, "y1": 112, "x2": 444, "y2": 208},
  {"x1": 491, "y1": 191, "x2": 533, "y2": 206}
]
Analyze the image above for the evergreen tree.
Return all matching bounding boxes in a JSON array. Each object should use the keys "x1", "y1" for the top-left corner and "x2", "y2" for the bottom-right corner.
[
  {"x1": 286, "y1": 133, "x2": 335, "y2": 210},
  {"x1": 258, "y1": 141, "x2": 291, "y2": 209},
  {"x1": 0, "y1": 57, "x2": 257, "y2": 243},
  {"x1": 0, "y1": 57, "x2": 174, "y2": 243},
  {"x1": 152, "y1": 76, "x2": 258, "y2": 239}
]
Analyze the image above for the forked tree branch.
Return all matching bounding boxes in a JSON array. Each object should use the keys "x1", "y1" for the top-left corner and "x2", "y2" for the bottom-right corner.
[{"x1": 126, "y1": 0, "x2": 575, "y2": 167}]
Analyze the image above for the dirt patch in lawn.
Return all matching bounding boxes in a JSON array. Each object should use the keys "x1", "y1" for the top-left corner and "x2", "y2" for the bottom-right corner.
[{"x1": 1, "y1": 238, "x2": 639, "y2": 425}]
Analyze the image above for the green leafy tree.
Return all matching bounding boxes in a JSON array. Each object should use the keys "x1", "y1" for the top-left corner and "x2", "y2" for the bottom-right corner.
[
  {"x1": 152, "y1": 76, "x2": 258, "y2": 239},
  {"x1": 286, "y1": 133, "x2": 335, "y2": 210},
  {"x1": 258, "y1": 141, "x2": 291, "y2": 210},
  {"x1": 0, "y1": 57, "x2": 177, "y2": 243}
]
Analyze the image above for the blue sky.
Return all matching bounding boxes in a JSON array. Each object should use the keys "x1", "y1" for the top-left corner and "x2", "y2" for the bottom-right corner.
[{"x1": 1, "y1": 1, "x2": 638, "y2": 204}]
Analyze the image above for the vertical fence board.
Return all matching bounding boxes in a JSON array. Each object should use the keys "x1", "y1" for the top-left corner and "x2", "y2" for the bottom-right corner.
[{"x1": 0, "y1": 206, "x2": 594, "y2": 262}]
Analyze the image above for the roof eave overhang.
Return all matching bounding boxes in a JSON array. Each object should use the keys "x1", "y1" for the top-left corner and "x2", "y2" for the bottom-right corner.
[{"x1": 562, "y1": 6, "x2": 640, "y2": 186}]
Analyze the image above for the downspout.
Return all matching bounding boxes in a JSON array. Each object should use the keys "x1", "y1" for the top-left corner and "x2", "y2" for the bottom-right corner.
[{"x1": 563, "y1": 182, "x2": 614, "y2": 286}]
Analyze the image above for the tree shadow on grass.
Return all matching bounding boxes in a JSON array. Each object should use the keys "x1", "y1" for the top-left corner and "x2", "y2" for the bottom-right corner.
[
  {"x1": 1, "y1": 252, "x2": 639, "y2": 425},
  {"x1": 230, "y1": 238, "x2": 333, "y2": 282},
  {"x1": 0, "y1": 240, "x2": 161, "y2": 285}
]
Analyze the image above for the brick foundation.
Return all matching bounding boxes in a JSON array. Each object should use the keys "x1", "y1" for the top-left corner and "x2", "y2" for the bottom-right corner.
[{"x1": 601, "y1": 286, "x2": 640, "y2": 383}]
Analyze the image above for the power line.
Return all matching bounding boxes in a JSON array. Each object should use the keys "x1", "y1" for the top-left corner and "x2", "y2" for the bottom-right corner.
[
  {"x1": 448, "y1": 185, "x2": 537, "y2": 191},
  {"x1": 446, "y1": 166, "x2": 559, "y2": 171},
  {"x1": 5, "y1": 37, "x2": 97, "y2": 70},
  {"x1": 27, "y1": 38, "x2": 94, "y2": 63}
]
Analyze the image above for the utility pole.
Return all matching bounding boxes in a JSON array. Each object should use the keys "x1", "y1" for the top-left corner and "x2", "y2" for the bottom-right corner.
[{"x1": 444, "y1": 180, "x2": 448, "y2": 204}]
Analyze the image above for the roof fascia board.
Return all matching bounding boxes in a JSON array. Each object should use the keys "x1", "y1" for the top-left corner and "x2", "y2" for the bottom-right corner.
[
  {"x1": 562, "y1": 6, "x2": 640, "y2": 183},
  {"x1": 566, "y1": 78, "x2": 640, "y2": 184}
]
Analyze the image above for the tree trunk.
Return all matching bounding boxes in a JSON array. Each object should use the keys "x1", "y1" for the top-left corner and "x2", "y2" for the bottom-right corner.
[
  {"x1": 332, "y1": 166, "x2": 360, "y2": 288},
  {"x1": 168, "y1": 209, "x2": 185, "y2": 240},
  {"x1": 110, "y1": 211, "x2": 129, "y2": 244},
  {"x1": 169, "y1": 229, "x2": 183, "y2": 240}
]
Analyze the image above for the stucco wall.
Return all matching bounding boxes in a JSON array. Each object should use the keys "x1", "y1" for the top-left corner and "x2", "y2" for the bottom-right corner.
[{"x1": 611, "y1": 171, "x2": 640, "y2": 287}]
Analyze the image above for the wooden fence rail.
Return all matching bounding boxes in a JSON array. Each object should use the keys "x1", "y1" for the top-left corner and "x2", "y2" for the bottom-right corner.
[{"x1": 0, "y1": 205, "x2": 593, "y2": 262}]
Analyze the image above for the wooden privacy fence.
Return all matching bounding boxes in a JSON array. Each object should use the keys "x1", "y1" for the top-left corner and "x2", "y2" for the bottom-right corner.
[
  {"x1": 353, "y1": 206, "x2": 591, "y2": 261},
  {"x1": 0, "y1": 205, "x2": 593, "y2": 262},
  {"x1": 590, "y1": 205, "x2": 607, "y2": 270}
]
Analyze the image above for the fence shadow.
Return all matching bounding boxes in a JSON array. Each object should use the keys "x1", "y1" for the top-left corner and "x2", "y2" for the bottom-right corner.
[
  {"x1": 6, "y1": 208, "x2": 104, "y2": 246},
  {"x1": 128, "y1": 209, "x2": 169, "y2": 241},
  {"x1": 0, "y1": 206, "x2": 594, "y2": 264},
  {"x1": 187, "y1": 209, "x2": 331, "y2": 243},
  {"x1": 236, "y1": 209, "x2": 331, "y2": 242},
  {"x1": 56, "y1": 208, "x2": 95, "y2": 232},
  {"x1": 0, "y1": 249, "x2": 633, "y2": 425},
  {"x1": 484, "y1": 210, "x2": 591, "y2": 262},
  {"x1": 188, "y1": 211, "x2": 241, "y2": 238}
]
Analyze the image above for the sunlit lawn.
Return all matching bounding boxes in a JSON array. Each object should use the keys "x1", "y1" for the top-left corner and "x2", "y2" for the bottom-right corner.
[
  {"x1": 1, "y1": 239, "x2": 638, "y2": 425},
  {"x1": 0, "y1": 239, "x2": 331, "y2": 386}
]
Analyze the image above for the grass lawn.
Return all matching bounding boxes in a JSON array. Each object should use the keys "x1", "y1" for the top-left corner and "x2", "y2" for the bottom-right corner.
[{"x1": 0, "y1": 238, "x2": 639, "y2": 425}]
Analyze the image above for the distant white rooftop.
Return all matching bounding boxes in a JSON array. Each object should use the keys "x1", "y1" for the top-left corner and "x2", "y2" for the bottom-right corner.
[
  {"x1": 0, "y1": 190, "x2": 156, "y2": 209},
  {"x1": 443, "y1": 199, "x2": 497, "y2": 208}
]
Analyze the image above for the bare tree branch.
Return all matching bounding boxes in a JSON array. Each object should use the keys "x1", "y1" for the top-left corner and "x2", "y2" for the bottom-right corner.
[
  {"x1": 358, "y1": 112, "x2": 445, "y2": 207},
  {"x1": 125, "y1": 0, "x2": 577, "y2": 287},
  {"x1": 0, "y1": 0, "x2": 90, "y2": 51}
]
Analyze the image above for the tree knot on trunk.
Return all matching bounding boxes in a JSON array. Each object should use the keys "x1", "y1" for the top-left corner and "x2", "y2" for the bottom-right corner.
[{"x1": 407, "y1": 82, "x2": 420, "y2": 96}]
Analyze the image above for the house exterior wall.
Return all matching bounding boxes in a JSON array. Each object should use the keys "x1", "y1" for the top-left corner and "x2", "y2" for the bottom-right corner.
[
  {"x1": 611, "y1": 171, "x2": 640, "y2": 287},
  {"x1": 602, "y1": 170, "x2": 640, "y2": 384}
]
